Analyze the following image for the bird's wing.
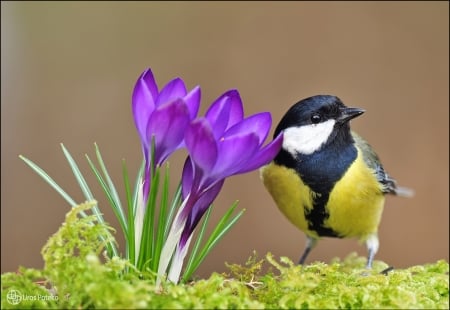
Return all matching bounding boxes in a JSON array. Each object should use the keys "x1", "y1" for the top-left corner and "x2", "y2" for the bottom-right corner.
[{"x1": 351, "y1": 131, "x2": 413, "y2": 197}]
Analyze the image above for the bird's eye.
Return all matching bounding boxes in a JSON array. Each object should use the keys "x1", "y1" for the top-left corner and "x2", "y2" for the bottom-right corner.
[{"x1": 311, "y1": 114, "x2": 322, "y2": 124}]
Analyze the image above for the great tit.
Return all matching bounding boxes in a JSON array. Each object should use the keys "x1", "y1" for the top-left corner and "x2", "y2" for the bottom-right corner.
[{"x1": 261, "y1": 95, "x2": 413, "y2": 268}]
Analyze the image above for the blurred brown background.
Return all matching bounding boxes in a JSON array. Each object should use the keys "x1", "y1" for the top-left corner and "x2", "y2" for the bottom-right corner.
[{"x1": 1, "y1": 2, "x2": 448, "y2": 277}]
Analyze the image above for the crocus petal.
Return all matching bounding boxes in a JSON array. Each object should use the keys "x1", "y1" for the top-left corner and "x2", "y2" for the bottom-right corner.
[
  {"x1": 143, "y1": 167, "x2": 151, "y2": 203},
  {"x1": 214, "y1": 133, "x2": 260, "y2": 178},
  {"x1": 205, "y1": 89, "x2": 244, "y2": 135},
  {"x1": 141, "y1": 68, "x2": 159, "y2": 99},
  {"x1": 155, "y1": 77, "x2": 187, "y2": 107},
  {"x1": 169, "y1": 179, "x2": 224, "y2": 285},
  {"x1": 132, "y1": 69, "x2": 159, "y2": 145},
  {"x1": 181, "y1": 157, "x2": 194, "y2": 199},
  {"x1": 180, "y1": 179, "x2": 225, "y2": 247},
  {"x1": 225, "y1": 90, "x2": 245, "y2": 128},
  {"x1": 236, "y1": 132, "x2": 283, "y2": 174},
  {"x1": 185, "y1": 118, "x2": 218, "y2": 173},
  {"x1": 224, "y1": 112, "x2": 272, "y2": 144},
  {"x1": 147, "y1": 99, "x2": 190, "y2": 166},
  {"x1": 183, "y1": 85, "x2": 201, "y2": 119},
  {"x1": 204, "y1": 95, "x2": 231, "y2": 140}
]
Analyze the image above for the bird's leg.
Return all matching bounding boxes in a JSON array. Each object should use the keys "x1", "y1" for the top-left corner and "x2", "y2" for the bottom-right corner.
[
  {"x1": 298, "y1": 236, "x2": 318, "y2": 265},
  {"x1": 365, "y1": 233, "x2": 379, "y2": 269}
]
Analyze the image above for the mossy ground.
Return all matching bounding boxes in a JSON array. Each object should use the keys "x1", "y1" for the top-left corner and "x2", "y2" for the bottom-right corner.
[{"x1": 1, "y1": 202, "x2": 448, "y2": 309}]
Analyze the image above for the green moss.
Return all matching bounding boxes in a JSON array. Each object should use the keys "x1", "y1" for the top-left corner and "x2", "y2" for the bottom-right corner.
[
  {"x1": 250, "y1": 253, "x2": 449, "y2": 309},
  {"x1": 2, "y1": 202, "x2": 448, "y2": 309}
]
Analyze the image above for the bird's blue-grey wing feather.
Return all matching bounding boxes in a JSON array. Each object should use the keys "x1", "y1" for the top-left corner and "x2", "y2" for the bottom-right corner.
[{"x1": 351, "y1": 131, "x2": 413, "y2": 197}]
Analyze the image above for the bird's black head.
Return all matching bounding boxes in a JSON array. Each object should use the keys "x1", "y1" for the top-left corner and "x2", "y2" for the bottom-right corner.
[{"x1": 275, "y1": 95, "x2": 364, "y2": 156}]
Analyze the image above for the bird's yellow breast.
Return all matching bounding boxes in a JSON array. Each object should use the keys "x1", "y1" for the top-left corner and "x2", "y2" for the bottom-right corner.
[
  {"x1": 260, "y1": 161, "x2": 316, "y2": 236},
  {"x1": 260, "y1": 148, "x2": 385, "y2": 241}
]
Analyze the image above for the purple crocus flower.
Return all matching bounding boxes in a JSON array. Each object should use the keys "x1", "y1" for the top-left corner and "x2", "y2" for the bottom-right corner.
[
  {"x1": 132, "y1": 68, "x2": 201, "y2": 201},
  {"x1": 162, "y1": 90, "x2": 283, "y2": 283}
]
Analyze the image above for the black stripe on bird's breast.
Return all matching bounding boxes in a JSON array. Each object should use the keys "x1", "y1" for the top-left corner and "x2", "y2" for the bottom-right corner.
[
  {"x1": 306, "y1": 193, "x2": 338, "y2": 237},
  {"x1": 276, "y1": 142, "x2": 358, "y2": 237}
]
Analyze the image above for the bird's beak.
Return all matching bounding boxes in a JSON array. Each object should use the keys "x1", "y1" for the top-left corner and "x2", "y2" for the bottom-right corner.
[{"x1": 338, "y1": 107, "x2": 365, "y2": 123}]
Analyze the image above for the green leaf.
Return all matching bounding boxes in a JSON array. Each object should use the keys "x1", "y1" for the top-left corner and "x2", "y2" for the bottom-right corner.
[
  {"x1": 165, "y1": 183, "x2": 182, "y2": 240},
  {"x1": 19, "y1": 155, "x2": 79, "y2": 208},
  {"x1": 182, "y1": 202, "x2": 244, "y2": 282},
  {"x1": 86, "y1": 154, "x2": 127, "y2": 240},
  {"x1": 86, "y1": 143, "x2": 127, "y2": 235},
  {"x1": 60, "y1": 144, "x2": 119, "y2": 258},
  {"x1": 19, "y1": 149, "x2": 119, "y2": 258},
  {"x1": 182, "y1": 204, "x2": 214, "y2": 282},
  {"x1": 152, "y1": 163, "x2": 170, "y2": 272},
  {"x1": 93, "y1": 143, "x2": 125, "y2": 222},
  {"x1": 60, "y1": 144, "x2": 94, "y2": 201},
  {"x1": 122, "y1": 159, "x2": 135, "y2": 265},
  {"x1": 60, "y1": 144, "x2": 104, "y2": 223},
  {"x1": 136, "y1": 167, "x2": 160, "y2": 271}
]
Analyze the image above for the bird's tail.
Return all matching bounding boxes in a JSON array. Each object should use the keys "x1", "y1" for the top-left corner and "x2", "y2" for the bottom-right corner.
[
  {"x1": 383, "y1": 173, "x2": 414, "y2": 198},
  {"x1": 393, "y1": 185, "x2": 415, "y2": 198}
]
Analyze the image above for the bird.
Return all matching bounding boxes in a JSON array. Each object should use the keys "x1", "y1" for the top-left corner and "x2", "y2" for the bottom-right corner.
[{"x1": 260, "y1": 95, "x2": 413, "y2": 269}]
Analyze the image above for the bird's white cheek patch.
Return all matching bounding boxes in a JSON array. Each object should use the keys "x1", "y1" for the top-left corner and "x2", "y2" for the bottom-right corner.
[{"x1": 282, "y1": 120, "x2": 335, "y2": 155}]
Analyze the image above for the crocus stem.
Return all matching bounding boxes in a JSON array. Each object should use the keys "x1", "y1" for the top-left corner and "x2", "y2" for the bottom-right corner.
[
  {"x1": 168, "y1": 235, "x2": 193, "y2": 283},
  {"x1": 156, "y1": 194, "x2": 190, "y2": 286},
  {"x1": 134, "y1": 181, "x2": 145, "y2": 264}
]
